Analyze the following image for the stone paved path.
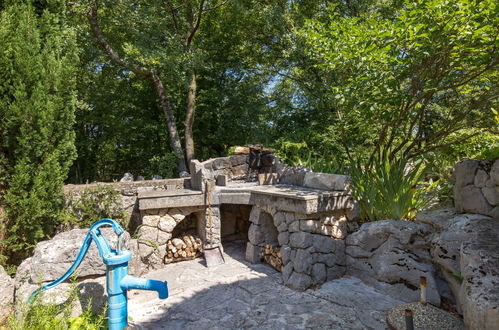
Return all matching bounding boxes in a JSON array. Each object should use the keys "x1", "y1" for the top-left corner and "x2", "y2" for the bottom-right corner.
[{"x1": 128, "y1": 240, "x2": 403, "y2": 330}]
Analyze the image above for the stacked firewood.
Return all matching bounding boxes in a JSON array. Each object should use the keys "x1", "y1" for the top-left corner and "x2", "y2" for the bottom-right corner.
[
  {"x1": 164, "y1": 234, "x2": 203, "y2": 263},
  {"x1": 260, "y1": 244, "x2": 283, "y2": 272}
]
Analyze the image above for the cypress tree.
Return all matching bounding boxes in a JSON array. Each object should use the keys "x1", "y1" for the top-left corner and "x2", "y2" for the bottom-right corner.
[{"x1": 0, "y1": 0, "x2": 78, "y2": 264}]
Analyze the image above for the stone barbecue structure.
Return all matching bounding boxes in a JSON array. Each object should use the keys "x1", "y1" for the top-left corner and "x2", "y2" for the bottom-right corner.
[
  {"x1": 9, "y1": 156, "x2": 498, "y2": 329},
  {"x1": 134, "y1": 154, "x2": 358, "y2": 290}
]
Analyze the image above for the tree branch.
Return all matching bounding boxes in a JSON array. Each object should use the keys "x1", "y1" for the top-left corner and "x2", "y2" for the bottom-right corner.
[
  {"x1": 202, "y1": 0, "x2": 230, "y2": 13},
  {"x1": 408, "y1": 130, "x2": 483, "y2": 158},
  {"x1": 185, "y1": 0, "x2": 205, "y2": 47},
  {"x1": 87, "y1": 1, "x2": 151, "y2": 77}
]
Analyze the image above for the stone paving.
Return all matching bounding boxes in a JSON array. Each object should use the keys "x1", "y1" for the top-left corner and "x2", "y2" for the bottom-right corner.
[{"x1": 128, "y1": 240, "x2": 404, "y2": 330}]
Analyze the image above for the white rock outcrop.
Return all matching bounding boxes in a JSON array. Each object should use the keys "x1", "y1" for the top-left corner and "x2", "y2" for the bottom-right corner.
[
  {"x1": 346, "y1": 220, "x2": 441, "y2": 305},
  {"x1": 0, "y1": 265, "x2": 14, "y2": 320}
]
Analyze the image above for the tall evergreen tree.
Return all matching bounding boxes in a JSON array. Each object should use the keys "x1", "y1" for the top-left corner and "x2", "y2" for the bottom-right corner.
[{"x1": 0, "y1": 0, "x2": 78, "y2": 264}]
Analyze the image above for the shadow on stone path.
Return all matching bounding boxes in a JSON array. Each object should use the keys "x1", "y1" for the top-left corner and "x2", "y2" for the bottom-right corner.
[{"x1": 128, "y1": 241, "x2": 403, "y2": 330}]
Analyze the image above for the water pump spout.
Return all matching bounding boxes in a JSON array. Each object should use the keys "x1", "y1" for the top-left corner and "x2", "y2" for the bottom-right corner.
[{"x1": 120, "y1": 275, "x2": 168, "y2": 299}]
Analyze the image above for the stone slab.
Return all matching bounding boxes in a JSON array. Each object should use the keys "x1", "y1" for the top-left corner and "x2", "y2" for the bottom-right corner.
[
  {"x1": 139, "y1": 194, "x2": 205, "y2": 210},
  {"x1": 138, "y1": 189, "x2": 203, "y2": 199},
  {"x1": 140, "y1": 183, "x2": 351, "y2": 214}
]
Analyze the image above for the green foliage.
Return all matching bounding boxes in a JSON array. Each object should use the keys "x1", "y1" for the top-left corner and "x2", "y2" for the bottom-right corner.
[
  {"x1": 0, "y1": 0, "x2": 78, "y2": 264},
  {"x1": 301, "y1": 0, "x2": 498, "y2": 165},
  {"x1": 452, "y1": 272, "x2": 464, "y2": 282},
  {"x1": 273, "y1": 140, "x2": 346, "y2": 174},
  {"x1": 273, "y1": 140, "x2": 308, "y2": 165},
  {"x1": 350, "y1": 155, "x2": 437, "y2": 221},
  {"x1": 146, "y1": 153, "x2": 178, "y2": 179},
  {"x1": 63, "y1": 186, "x2": 127, "y2": 230},
  {"x1": 438, "y1": 129, "x2": 499, "y2": 163},
  {"x1": 5, "y1": 279, "x2": 106, "y2": 330}
]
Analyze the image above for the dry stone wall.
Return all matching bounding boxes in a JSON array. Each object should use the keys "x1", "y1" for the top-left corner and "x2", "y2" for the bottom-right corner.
[
  {"x1": 246, "y1": 205, "x2": 358, "y2": 291},
  {"x1": 63, "y1": 178, "x2": 190, "y2": 229},
  {"x1": 136, "y1": 206, "x2": 206, "y2": 272},
  {"x1": 454, "y1": 158, "x2": 499, "y2": 219},
  {"x1": 190, "y1": 155, "x2": 249, "y2": 190}
]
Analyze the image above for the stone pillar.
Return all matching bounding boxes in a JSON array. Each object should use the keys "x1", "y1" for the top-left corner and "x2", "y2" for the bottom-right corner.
[
  {"x1": 246, "y1": 207, "x2": 264, "y2": 263},
  {"x1": 204, "y1": 205, "x2": 221, "y2": 247}
]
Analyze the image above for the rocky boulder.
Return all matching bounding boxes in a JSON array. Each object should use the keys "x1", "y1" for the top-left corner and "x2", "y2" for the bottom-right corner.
[
  {"x1": 423, "y1": 213, "x2": 490, "y2": 302},
  {"x1": 15, "y1": 275, "x2": 107, "y2": 316},
  {"x1": 14, "y1": 227, "x2": 132, "y2": 315},
  {"x1": 26, "y1": 228, "x2": 130, "y2": 283},
  {"x1": 345, "y1": 220, "x2": 441, "y2": 305},
  {"x1": 460, "y1": 239, "x2": 499, "y2": 330},
  {"x1": 303, "y1": 172, "x2": 352, "y2": 191},
  {"x1": 0, "y1": 265, "x2": 14, "y2": 320},
  {"x1": 419, "y1": 211, "x2": 498, "y2": 329}
]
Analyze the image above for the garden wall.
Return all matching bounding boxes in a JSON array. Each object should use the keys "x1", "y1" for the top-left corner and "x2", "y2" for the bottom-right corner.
[
  {"x1": 454, "y1": 159, "x2": 499, "y2": 219},
  {"x1": 63, "y1": 178, "x2": 191, "y2": 229}
]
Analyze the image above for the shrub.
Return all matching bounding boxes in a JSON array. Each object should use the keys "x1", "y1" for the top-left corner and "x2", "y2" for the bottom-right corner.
[
  {"x1": 350, "y1": 155, "x2": 437, "y2": 221},
  {"x1": 62, "y1": 186, "x2": 128, "y2": 230},
  {"x1": 274, "y1": 140, "x2": 345, "y2": 174},
  {"x1": 0, "y1": 0, "x2": 78, "y2": 265},
  {"x1": 146, "y1": 153, "x2": 178, "y2": 179}
]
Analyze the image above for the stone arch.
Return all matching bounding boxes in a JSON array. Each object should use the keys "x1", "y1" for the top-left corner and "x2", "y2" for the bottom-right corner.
[
  {"x1": 259, "y1": 211, "x2": 278, "y2": 246},
  {"x1": 245, "y1": 206, "x2": 283, "y2": 271}
]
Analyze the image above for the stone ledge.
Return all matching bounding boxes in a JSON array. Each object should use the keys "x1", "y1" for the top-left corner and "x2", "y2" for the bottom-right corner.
[
  {"x1": 64, "y1": 178, "x2": 190, "y2": 193},
  {"x1": 139, "y1": 193, "x2": 205, "y2": 210}
]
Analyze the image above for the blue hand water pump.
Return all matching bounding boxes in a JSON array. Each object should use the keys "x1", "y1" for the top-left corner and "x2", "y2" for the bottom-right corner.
[{"x1": 29, "y1": 218, "x2": 168, "y2": 330}]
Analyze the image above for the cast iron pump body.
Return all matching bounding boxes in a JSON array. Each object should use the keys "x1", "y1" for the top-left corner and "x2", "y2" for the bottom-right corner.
[{"x1": 29, "y1": 218, "x2": 168, "y2": 330}]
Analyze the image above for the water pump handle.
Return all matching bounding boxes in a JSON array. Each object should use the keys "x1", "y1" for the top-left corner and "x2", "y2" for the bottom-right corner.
[{"x1": 89, "y1": 218, "x2": 126, "y2": 260}]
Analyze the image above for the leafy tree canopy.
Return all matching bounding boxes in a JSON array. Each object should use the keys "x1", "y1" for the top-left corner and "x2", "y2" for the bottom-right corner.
[{"x1": 300, "y1": 0, "x2": 498, "y2": 166}]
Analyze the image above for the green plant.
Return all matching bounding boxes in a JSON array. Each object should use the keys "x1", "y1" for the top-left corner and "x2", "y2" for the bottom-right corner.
[
  {"x1": 274, "y1": 140, "x2": 346, "y2": 174},
  {"x1": 0, "y1": 0, "x2": 78, "y2": 265},
  {"x1": 62, "y1": 186, "x2": 128, "y2": 230},
  {"x1": 5, "y1": 278, "x2": 106, "y2": 330},
  {"x1": 350, "y1": 154, "x2": 438, "y2": 221},
  {"x1": 147, "y1": 153, "x2": 178, "y2": 179},
  {"x1": 452, "y1": 272, "x2": 464, "y2": 281},
  {"x1": 292, "y1": 151, "x2": 346, "y2": 174}
]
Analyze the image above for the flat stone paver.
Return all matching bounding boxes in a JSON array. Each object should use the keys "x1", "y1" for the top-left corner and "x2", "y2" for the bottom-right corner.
[{"x1": 128, "y1": 241, "x2": 403, "y2": 329}]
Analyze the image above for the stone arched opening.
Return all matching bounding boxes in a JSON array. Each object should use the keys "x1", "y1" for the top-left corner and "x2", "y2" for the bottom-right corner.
[
  {"x1": 246, "y1": 207, "x2": 283, "y2": 272},
  {"x1": 220, "y1": 204, "x2": 252, "y2": 243},
  {"x1": 165, "y1": 210, "x2": 204, "y2": 263},
  {"x1": 138, "y1": 207, "x2": 205, "y2": 267},
  {"x1": 259, "y1": 211, "x2": 278, "y2": 246}
]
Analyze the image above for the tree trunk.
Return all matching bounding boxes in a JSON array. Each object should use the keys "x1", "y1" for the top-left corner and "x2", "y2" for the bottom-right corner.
[
  {"x1": 149, "y1": 73, "x2": 188, "y2": 174},
  {"x1": 184, "y1": 72, "x2": 196, "y2": 164},
  {"x1": 88, "y1": 4, "x2": 188, "y2": 176}
]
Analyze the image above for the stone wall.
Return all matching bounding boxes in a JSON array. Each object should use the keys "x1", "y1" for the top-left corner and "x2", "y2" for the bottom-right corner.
[
  {"x1": 190, "y1": 153, "x2": 353, "y2": 192},
  {"x1": 136, "y1": 206, "x2": 205, "y2": 272},
  {"x1": 63, "y1": 178, "x2": 190, "y2": 229},
  {"x1": 190, "y1": 155, "x2": 249, "y2": 190},
  {"x1": 246, "y1": 205, "x2": 358, "y2": 291},
  {"x1": 454, "y1": 158, "x2": 499, "y2": 218}
]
